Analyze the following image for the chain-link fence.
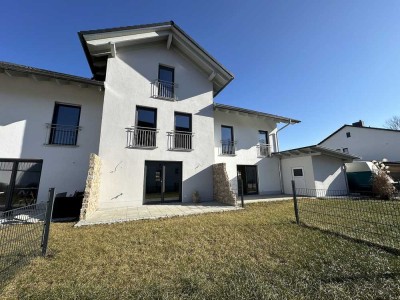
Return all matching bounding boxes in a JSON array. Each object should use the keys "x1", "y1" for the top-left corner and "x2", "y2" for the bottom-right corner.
[
  {"x1": 292, "y1": 182, "x2": 400, "y2": 253},
  {"x1": 0, "y1": 188, "x2": 55, "y2": 279}
]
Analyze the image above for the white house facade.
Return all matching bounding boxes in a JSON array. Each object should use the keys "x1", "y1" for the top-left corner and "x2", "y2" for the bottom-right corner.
[
  {"x1": 319, "y1": 121, "x2": 400, "y2": 162},
  {"x1": 1, "y1": 21, "x2": 322, "y2": 215}
]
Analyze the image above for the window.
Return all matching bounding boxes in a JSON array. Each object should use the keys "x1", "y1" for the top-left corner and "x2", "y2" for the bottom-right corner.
[
  {"x1": 293, "y1": 168, "x2": 303, "y2": 177},
  {"x1": 258, "y1": 130, "x2": 269, "y2": 156},
  {"x1": 158, "y1": 65, "x2": 174, "y2": 99},
  {"x1": 343, "y1": 148, "x2": 349, "y2": 154},
  {"x1": 173, "y1": 112, "x2": 192, "y2": 150},
  {"x1": 221, "y1": 125, "x2": 235, "y2": 155},
  {"x1": 49, "y1": 103, "x2": 81, "y2": 145},
  {"x1": 346, "y1": 132, "x2": 351, "y2": 138},
  {"x1": 135, "y1": 106, "x2": 157, "y2": 147}
]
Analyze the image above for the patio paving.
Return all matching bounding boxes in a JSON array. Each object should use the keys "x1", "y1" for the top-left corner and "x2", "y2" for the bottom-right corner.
[{"x1": 75, "y1": 201, "x2": 241, "y2": 226}]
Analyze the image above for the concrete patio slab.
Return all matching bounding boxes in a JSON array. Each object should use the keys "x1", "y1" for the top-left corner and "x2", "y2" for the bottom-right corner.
[{"x1": 75, "y1": 201, "x2": 241, "y2": 226}]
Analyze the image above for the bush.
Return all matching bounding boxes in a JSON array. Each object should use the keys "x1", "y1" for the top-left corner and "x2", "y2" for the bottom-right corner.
[{"x1": 372, "y1": 171, "x2": 396, "y2": 200}]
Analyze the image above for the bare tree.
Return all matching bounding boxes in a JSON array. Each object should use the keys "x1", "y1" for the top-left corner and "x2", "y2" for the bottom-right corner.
[{"x1": 384, "y1": 116, "x2": 400, "y2": 130}]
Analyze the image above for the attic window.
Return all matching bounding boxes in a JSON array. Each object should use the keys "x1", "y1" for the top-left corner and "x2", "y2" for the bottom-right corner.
[{"x1": 346, "y1": 132, "x2": 351, "y2": 138}]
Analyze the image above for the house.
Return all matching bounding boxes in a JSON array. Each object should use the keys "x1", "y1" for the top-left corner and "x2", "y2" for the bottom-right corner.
[
  {"x1": 319, "y1": 120, "x2": 400, "y2": 162},
  {"x1": 0, "y1": 21, "x2": 356, "y2": 217},
  {"x1": 318, "y1": 120, "x2": 400, "y2": 183},
  {"x1": 272, "y1": 145, "x2": 358, "y2": 195}
]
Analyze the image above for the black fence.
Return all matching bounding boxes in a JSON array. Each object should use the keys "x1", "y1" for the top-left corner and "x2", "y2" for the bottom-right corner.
[
  {"x1": 0, "y1": 188, "x2": 55, "y2": 279},
  {"x1": 292, "y1": 181, "x2": 400, "y2": 254}
]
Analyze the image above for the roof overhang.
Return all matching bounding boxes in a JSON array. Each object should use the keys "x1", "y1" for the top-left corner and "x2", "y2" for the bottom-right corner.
[
  {"x1": 272, "y1": 145, "x2": 359, "y2": 162},
  {"x1": 78, "y1": 21, "x2": 234, "y2": 96},
  {"x1": 214, "y1": 103, "x2": 301, "y2": 124},
  {"x1": 0, "y1": 61, "x2": 104, "y2": 90}
]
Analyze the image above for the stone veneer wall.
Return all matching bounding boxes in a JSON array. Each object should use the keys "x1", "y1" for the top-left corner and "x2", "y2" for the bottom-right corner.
[
  {"x1": 79, "y1": 153, "x2": 102, "y2": 220},
  {"x1": 213, "y1": 163, "x2": 237, "y2": 206}
]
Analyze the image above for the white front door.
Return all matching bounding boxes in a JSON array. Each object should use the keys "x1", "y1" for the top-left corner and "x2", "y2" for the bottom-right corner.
[{"x1": 292, "y1": 167, "x2": 306, "y2": 189}]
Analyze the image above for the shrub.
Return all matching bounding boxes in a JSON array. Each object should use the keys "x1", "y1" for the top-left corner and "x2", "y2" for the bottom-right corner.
[{"x1": 371, "y1": 169, "x2": 396, "y2": 200}]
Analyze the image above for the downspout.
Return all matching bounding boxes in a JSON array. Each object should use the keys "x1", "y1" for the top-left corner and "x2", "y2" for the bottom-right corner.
[{"x1": 275, "y1": 119, "x2": 294, "y2": 194}]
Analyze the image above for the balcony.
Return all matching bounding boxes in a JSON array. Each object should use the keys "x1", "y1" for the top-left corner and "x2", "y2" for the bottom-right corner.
[
  {"x1": 126, "y1": 127, "x2": 158, "y2": 149},
  {"x1": 45, "y1": 123, "x2": 81, "y2": 146},
  {"x1": 151, "y1": 80, "x2": 177, "y2": 101},
  {"x1": 220, "y1": 140, "x2": 237, "y2": 156},
  {"x1": 168, "y1": 131, "x2": 194, "y2": 151},
  {"x1": 257, "y1": 143, "x2": 271, "y2": 157}
]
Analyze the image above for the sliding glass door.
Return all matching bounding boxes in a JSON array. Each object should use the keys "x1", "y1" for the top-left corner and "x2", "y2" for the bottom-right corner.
[{"x1": 144, "y1": 161, "x2": 182, "y2": 204}]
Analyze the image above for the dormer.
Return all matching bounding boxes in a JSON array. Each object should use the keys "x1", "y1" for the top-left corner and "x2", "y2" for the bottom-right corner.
[{"x1": 78, "y1": 21, "x2": 234, "y2": 96}]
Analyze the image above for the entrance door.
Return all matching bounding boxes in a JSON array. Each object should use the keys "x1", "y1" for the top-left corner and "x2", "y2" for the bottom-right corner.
[
  {"x1": 237, "y1": 165, "x2": 259, "y2": 195},
  {"x1": 292, "y1": 167, "x2": 306, "y2": 189},
  {"x1": 144, "y1": 161, "x2": 182, "y2": 204}
]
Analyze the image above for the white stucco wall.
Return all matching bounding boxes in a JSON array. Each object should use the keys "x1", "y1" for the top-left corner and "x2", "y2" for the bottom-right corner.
[
  {"x1": 320, "y1": 126, "x2": 400, "y2": 162},
  {"x1": 311, "y1": 155, "x2": 347, "y2": 191},
  {"x1": 98, "y1": 43, "x2": 215, "y2": 208},
  {"x1": 0, "y1": 74, "x2": 104, "y2": 201},
  {"x1": 281, "y1": 155, "x2": 315, "y2": 194},
  {"x1": 214, "y1": 110, "x2": 282, "y2": 195},
  {"x1": 281, "y1": 154, "x2": 348, "y2": 194}
]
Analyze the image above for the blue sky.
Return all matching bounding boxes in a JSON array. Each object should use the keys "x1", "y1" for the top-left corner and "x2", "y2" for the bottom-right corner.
[{"x1": 2, "y1": 1, "x2": 400, "y2": 150}]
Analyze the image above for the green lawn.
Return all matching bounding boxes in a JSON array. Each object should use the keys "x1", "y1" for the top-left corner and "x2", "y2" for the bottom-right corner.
[{"x1": 1, "y1": 201, "x2": 400, "y2": 299}]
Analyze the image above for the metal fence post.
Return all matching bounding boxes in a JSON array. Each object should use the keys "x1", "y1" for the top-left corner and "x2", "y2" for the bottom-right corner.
[
  {"x1": 291, "y1": 180, "x2": 300, "y2": 225},
  {"x1": 238, "y1": 171, "x2": 244, "y2": 208},
  {"x1": 41, "y1": 188, "x2": 55, "y2": 256}
]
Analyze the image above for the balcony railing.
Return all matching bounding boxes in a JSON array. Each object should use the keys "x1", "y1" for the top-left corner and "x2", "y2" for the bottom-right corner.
[
  {"x1": 45, "y1": 123, "x2": 81, "y2": 146},
  {"x1": 126, "y1": 126, "x2": 158, "y2": 148},
  {"x1": 151, "y1": 80, "x2": 177, "y2": 100},
  {"x1": 257, "y1": 143, "x2": 272, "y2": 157},
  {"x1": 168, "y1": 131, "x2": 194, "y2": 151},
  {"x1": 220, "y1": 140, "x2": 237, "y2": 155}
]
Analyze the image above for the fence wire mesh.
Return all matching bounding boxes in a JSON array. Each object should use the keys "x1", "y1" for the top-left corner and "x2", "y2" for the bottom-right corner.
[
  {"x1": 294, "y1": 187, "x2": 400, "y2": 252},
  {"x1": 0, "y1": 203, "x2": 47, "y2": 274}
]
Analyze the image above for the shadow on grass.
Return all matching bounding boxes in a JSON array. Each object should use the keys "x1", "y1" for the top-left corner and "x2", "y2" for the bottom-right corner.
[
  {"x1": 296, "y1": 223, "x2": 400, "y2": 256},
  {"x1": 321, "y1": 272, "x2": 400, "y2": 284},
  {"x1": 0, "y1": 253, "x2": 37, "y2": 290}
]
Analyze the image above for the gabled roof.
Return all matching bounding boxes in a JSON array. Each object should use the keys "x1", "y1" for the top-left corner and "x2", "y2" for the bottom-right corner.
[
  {"x1": 318, "y1": 124, "x2": 400, "y2": 145},
  {"x1": 78, "y1": 21, "x2": 234, "y2": 96},
  {"x1": 214, "y1": 103, "x2": 301, "y2": 124},
  {"x1": 272, "y1": 145, "x2": 359, "y2": 161},
  {"x1": 0, "y1": 61, "x2": 104, "y2": 88}
]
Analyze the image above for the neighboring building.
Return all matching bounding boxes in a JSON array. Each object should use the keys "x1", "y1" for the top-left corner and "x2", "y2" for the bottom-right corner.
[
  {"x1": 2, "y1": 21, "x2": 355, "y2": 215},
  {"x1": 319, "y1": 120, "x2": 400, "y2": 162},
  {"x1": 272, "y1": 145, "x2": 358, "y2": 194}
]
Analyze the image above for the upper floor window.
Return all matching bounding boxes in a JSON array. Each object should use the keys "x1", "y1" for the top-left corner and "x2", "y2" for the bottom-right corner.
[
  {"x1": 258, "y1": 130, "x2": 270, "y2": 157},
  {"x1": 132, "y1": 106, "x2": 158, "y2": 148},
  {"x1": 221, "y1": 125, "x2": 235, "y2": 155},
  {"x1": 172, "y1": 112, "x2": 193, "y2": 150},
  {"x1": 158, "y1": 65, "x2": 175, "y2": 99},
  {"x1": 48, "y1": 103, "x2": 81, "y2": 146},
  {"x1": 346, "y1": 132, "x2": 351, "y2": 138}
]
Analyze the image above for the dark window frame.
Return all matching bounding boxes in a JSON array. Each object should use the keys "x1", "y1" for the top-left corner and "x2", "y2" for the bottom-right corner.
[
  {"x1": 346, "y1": 132, "x2": 351, "y2": 138},
  {"x1": 135, "y1": 106, "x2": 158, "y2": 129},
  {"x1": 158, "y1": 65, "x2": 175, "y2": 84},
  {"x1": 258, "y1": 130, "x2": 269, "y2": 144},
  {"x1": 49, "y1": 102, "x2": 81, "y2": 146},
  {"x1": 293, "y1": 168, "x2": 303, "y2": 177},
  {"x1": 221, "y1": 125, "x2": 234, "y2": 142},
  {"x1": 174, "y1": 112, "x2": 192, "y2": 132}
]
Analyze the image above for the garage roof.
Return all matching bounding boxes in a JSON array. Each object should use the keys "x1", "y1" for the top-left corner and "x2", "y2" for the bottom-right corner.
[{"x1": 272, "y1": 145, "x2": 359, "y2": 161}]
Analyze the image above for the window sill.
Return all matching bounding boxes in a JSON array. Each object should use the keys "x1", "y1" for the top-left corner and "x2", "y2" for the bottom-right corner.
[
  {"x1": 168, "y1": 148, "x2": 194, "y2": 152},
  {"x1": 127, "y1": 146, "x2": 158, "y2": 150},
  {"x1": 152, "y1": 95, "x2": 177, "y2": 101},
  {"x1": 220, "y1": 154, "x2": 237, "y2": 157}
]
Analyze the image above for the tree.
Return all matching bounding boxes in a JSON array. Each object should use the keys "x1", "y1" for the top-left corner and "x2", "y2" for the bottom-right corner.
[{"x1": 384, "y1": 116, "x2": 400, "y2": 130}]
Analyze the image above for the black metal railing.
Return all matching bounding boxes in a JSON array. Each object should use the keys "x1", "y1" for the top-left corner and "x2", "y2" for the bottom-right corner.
[
  {"x1": 0, "y1": 188, "x2": 55, "y2": 278},
  {"x1": 257, "y1": 143, "x2": 271, "y2": 157},
  {"x1": 151, "y1": 80, "x2": 177, "y2": 100},
  {"x1": 45, "y1": 123, "x2": 81, "y2": 146},
  {"x1": 220, "y1": 140, "x2": 237, "y2": 155},
  {"x1": 291, "y1": 181, "x2": 400, "y2": 253},
  {"x1": 126, "y1": 127, "x2": 159, "y2": 148},
  {"x1": 168, "y1": 131, "x2": 194, "y2": 151}
]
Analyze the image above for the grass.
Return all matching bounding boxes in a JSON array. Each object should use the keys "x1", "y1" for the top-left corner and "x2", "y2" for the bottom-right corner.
[
  {"x1": 298, "y1": 198, "x2": 400, "y2": 250},
  {"x1": 1, "y1": 200, "x2": 400, "y2": 299}
]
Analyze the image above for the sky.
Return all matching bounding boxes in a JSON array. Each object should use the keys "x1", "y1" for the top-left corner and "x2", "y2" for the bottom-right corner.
[{"x1": 1, "y1": 1, "x2": 400, "y2": 150}]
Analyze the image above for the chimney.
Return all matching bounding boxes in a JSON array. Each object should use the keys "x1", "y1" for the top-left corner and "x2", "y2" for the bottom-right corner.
[{"x1": 352, "y1": 120, "x2": 364, "y2": 127}]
